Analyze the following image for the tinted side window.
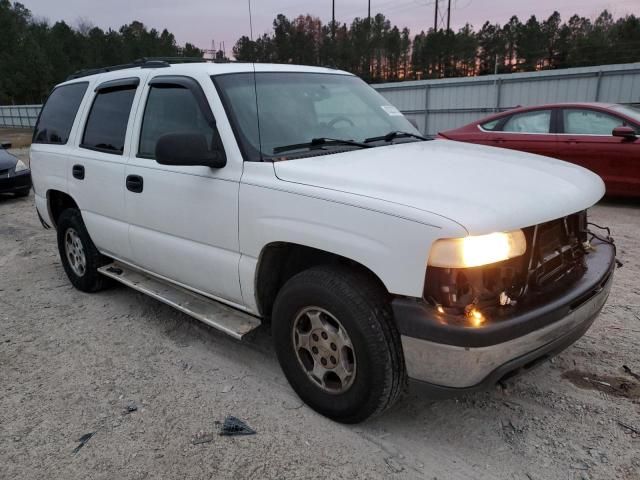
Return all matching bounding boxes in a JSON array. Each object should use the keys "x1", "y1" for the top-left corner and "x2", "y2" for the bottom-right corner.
[
  {"x1": 502, "y1": 110, "x2": 551, "y2": 133},
  {"x1": 81, "y1": 87, "x2": 136, "y2": 154},
  {"x1": 33, "y1": 82, "x2": 88, "y2": 145},
  {"x1": 138, "y1": 86, "x2": 215, "y2": 158},
  {"x1": 563, "y1": 109, "x2": 624, "y2": 135}
]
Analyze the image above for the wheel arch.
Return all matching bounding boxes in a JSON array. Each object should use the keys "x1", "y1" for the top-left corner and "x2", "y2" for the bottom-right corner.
[
  {"x1": 253, "y1": 241, "x2": 390, "y2": 320},
  {"x1": 47, "y1": 189, "x2": 80, "y2": 229}
]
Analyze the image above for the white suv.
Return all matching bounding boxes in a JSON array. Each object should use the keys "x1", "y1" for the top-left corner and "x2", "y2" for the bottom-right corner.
[{"x1": 30, "y1": 60, "x2": 616, "y2": 423}]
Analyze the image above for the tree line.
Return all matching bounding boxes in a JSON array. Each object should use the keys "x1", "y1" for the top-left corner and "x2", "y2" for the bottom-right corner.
[
  {"x1": 0, "y1": 0, "x2": 204, "y2": 104},
  {"x1": 1, "y1": 0, "x2": 639, "y2": 105},
  {"x1": 234, "y1": 10, "x2": 640, "y2": 81}
]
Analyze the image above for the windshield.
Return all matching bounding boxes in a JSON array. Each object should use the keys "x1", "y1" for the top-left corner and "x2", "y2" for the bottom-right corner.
[
  {"x1": 213, "y1": 72, "x2": 421, "y2": 161},
  {"x1": 611, "y1": 104, "x2": 640, "y2": 125}
]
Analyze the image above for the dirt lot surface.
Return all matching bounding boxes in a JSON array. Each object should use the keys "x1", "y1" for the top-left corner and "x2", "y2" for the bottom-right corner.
[
  {"x1": 1, "y1": 193, "x2": 639, "y2": 479},
  {"x1": 0, "y1": 128, "x2": 33, "y2": 149}
]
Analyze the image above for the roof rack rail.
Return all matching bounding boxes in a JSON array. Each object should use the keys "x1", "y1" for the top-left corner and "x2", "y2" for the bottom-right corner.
[
  {"x1": 66, "y1": 56, "x2": 234, "y2": 81},
  {"x1": 138, "y1": 56, "x2": 235, "y2": 65}
]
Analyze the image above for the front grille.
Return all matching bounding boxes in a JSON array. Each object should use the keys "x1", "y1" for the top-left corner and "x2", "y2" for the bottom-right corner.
[
  {"x1": 523, "y1": 211, "x2": 587, "y2": 296},
  {"x1": 0, "y1": 168, "x2": 9, "y2": 176}
]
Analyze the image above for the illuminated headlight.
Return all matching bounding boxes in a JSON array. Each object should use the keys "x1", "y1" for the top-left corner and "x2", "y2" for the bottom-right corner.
[
  {"x1": 428, "y1": 230, "x2": 527, "y2": 268},
  {"x1": 14, "y1": 160, "x2": 28, "y2": 172}
]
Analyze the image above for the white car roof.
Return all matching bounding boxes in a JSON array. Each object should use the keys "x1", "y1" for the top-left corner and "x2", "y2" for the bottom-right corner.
[{"x1": 58, "y1": 62, "x2": 352, "y2": 87}]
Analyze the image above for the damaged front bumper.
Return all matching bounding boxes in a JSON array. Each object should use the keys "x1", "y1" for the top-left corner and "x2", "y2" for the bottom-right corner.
[{"x1": 393, "y1": 240, "x2": 615, "y2": 392}]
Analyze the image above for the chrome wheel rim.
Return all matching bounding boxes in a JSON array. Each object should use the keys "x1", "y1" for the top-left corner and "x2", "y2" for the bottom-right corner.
[
  {"x1": 65, "y1": 228, "x2": 86, "y2": 277},
  {"x1": 292, "y1": 306, "x2": 356, "y2": 394}
]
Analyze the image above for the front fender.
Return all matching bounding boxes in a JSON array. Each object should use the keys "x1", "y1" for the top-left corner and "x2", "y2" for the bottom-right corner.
[{"x1": 238, "y1": 175, "x2": 466, "y2": 312}]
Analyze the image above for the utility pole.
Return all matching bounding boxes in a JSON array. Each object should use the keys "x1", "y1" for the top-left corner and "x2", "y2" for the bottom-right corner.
[
  {"x1": 332, "y1": 0, "x2": 335, "y2": 39},
  {"x1": 366, "y1": 0, "x2": 371, "y2": 80},
  {"x1": 433, "y1": 0, "x2": 438, "y2": 31},
  {"x1": 446, "y1": 0, "x2": 451, "y2": 32}
]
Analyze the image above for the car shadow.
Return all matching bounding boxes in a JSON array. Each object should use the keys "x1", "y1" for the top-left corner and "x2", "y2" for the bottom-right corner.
[{"x1": 599, "y1": 196, "x2": 640, "y2": 209}]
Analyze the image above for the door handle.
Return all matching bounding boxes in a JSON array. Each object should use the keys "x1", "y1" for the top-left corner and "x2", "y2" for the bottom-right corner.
[
  {"x1": 72, "y1": 164, "x2": 85, "y2": 180},
  {"x1": 126, "y1": 175, "x2": 144, "y2": 193}
]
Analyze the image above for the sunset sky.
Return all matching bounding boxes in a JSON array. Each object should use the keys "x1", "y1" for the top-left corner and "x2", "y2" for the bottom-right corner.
[{"x1": 19, "y1": 0, "x2": 639, "y2": 55}]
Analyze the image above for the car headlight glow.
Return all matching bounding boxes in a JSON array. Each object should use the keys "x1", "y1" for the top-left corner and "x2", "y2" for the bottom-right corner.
[
  {"x1": 14, "y1": 160, "x2": 28, "y2": 172},
  {"x1": 428, "y1": 230, "x2": 527, "y2": 268}
]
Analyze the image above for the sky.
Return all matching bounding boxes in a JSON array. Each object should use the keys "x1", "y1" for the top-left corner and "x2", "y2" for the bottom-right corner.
[{"x1": 19, "y1": 0, "x2": 640, "y2": 55}]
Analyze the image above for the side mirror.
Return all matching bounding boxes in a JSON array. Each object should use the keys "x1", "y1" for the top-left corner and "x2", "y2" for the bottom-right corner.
[
  {"x1": 155, "y1": 132, "x2": 226, "y2": 168},
  {"x1": 612, "y1": 126, "x2": 637, "y2": 140}
]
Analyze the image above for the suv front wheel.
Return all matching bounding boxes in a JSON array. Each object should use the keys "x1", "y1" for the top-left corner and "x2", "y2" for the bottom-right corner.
[
  {"x1": 272, "y1": 265, "x2": 407, "y2": 423},
  {"x1": 57, "y1": 209, "x2": 110, "y2": 292}
]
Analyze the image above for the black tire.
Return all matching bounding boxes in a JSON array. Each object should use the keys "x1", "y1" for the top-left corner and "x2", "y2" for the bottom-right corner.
[
  {"x1": 57, "y1": 208, "x2": 111, "y2": 292},
  {"x1": 14, "y1": 188, "x2": 30, "y2": 198},
  {"x1": 272, "y1": 265, "x2": 407, "y2": 423}
]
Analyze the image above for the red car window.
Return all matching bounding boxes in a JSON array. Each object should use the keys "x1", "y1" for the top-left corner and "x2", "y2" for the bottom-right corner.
[
  {"x1": 502, "y1": 110, "x2": 552, "y2": 133},
  {"x1": 563, "y1": 109, "x2": 625, "y2": 135}
]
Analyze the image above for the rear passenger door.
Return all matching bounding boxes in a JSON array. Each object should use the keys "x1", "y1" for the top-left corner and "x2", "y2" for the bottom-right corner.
[
  {"x1": 68, "y1": 74, "x2": 147, "y2": 261},
  {"x1": 482, "y1": 109, "x2": 558, "y2": 158},
  {"x1": 124, "y1": 73, "x2": 243, "y2": 304}
]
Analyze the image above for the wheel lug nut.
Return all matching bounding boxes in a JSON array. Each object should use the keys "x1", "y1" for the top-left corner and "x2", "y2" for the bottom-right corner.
[
  {"x1": 321, "y1": 358, "x2": 327, "y2": 366},
  {"x1": 321, "y1": 332, "x2": 328, "y2": 340},
  {"x1": 312, "y1": 334, "x2": 319, "y2": 341},
  {"x1": 330, "y1": 343, "x2": 337, "y2": 351},
  {"x1": 330, "y1": 356, "x2": 336, "y2": 364},
  {"x1": 312, "y1": 347, "x2": 318, "y2": 354}
]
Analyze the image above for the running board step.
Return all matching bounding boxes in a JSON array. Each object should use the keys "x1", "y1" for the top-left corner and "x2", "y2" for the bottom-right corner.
[{"x1": 98, "y1": 262, "x2": 261, "y2": 340}]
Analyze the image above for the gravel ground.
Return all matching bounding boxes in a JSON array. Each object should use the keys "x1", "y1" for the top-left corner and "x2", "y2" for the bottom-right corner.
[
  {"x1": 1, "y1": 191, "x2": 639, "y2": 480},
  {"x1": 0, "y1": 129, "x2": 33, "y2": 149}
]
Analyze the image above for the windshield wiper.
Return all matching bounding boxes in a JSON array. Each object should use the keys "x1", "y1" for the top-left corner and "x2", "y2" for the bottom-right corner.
[
  {"x1": 364, "y1": 131, "x2": 429, "y2": 144},
  {"x1": 273, "y1": 137, "x2": 372, "y2": 155}
]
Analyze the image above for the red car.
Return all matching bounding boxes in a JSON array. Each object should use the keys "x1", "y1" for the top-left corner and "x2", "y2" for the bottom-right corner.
[{"x1": 439, "y1": 103, "x2": 640, "y2": 197}]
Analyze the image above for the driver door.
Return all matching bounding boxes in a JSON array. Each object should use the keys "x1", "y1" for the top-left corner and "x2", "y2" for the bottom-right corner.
[
  {"x1": 124, "y1": 73, "x2": 243, "y2": 304},
  {"x1": 557, "y1": 107, "x2": 640, "y2": 196}
]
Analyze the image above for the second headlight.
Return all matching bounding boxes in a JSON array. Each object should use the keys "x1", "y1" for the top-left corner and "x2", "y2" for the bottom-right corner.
[{"x1": 428, "y1": 230, "x2": 527, "y2": 268}]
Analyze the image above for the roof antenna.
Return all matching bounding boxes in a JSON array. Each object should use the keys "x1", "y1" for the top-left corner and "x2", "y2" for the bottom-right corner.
[{"x1": 248, "y1": 0, "x2": 263, "y2": 161}]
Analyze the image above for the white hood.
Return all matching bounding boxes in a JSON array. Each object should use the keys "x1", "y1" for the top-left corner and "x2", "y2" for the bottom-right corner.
[{"x1": 273, "y1": 139, "x2": 605, "y2": 235}]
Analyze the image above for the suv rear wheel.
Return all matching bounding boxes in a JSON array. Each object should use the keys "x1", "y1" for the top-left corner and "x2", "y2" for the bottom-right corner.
[
  {"x1": 272, "y1": 265, "x2": 407, "y2": 423},
  {"x1": 57, "y1": 209, "x2": 110, "y2": 292}
]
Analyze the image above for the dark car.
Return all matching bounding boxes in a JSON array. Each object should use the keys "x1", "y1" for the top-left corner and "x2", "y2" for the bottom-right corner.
[
  {"x1": 0, "y1": 142, "x2": 31, "y2": 197},
  {"x1": 439, "y1": 103, "x2": 640, "y2": 197}
]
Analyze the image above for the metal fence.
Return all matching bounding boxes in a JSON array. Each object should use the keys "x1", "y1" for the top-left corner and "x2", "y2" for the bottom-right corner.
[
  {"x1": 0, "y1": 105, "x2": 41, "y2": 128},
  {"x1": 373, "y1": 62, "x2": 640, "y2": 136},
  {"x1": 2, "y1": 62, "x2": 640, "y2": 134}
]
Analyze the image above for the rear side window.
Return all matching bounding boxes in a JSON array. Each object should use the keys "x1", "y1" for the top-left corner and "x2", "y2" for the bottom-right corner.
[
  {"x1": 480, "y1": 118, "x2": 501, "y2": 131},
  {"x1": 33, "y1": 82, "x2": 88, "y2": 145},
  {"x1": 81, "y1": 86, "x2": 137, "y2": 155},
  {"x1": 502, "y1": 110, "x2": 551, "y2": 133}
]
